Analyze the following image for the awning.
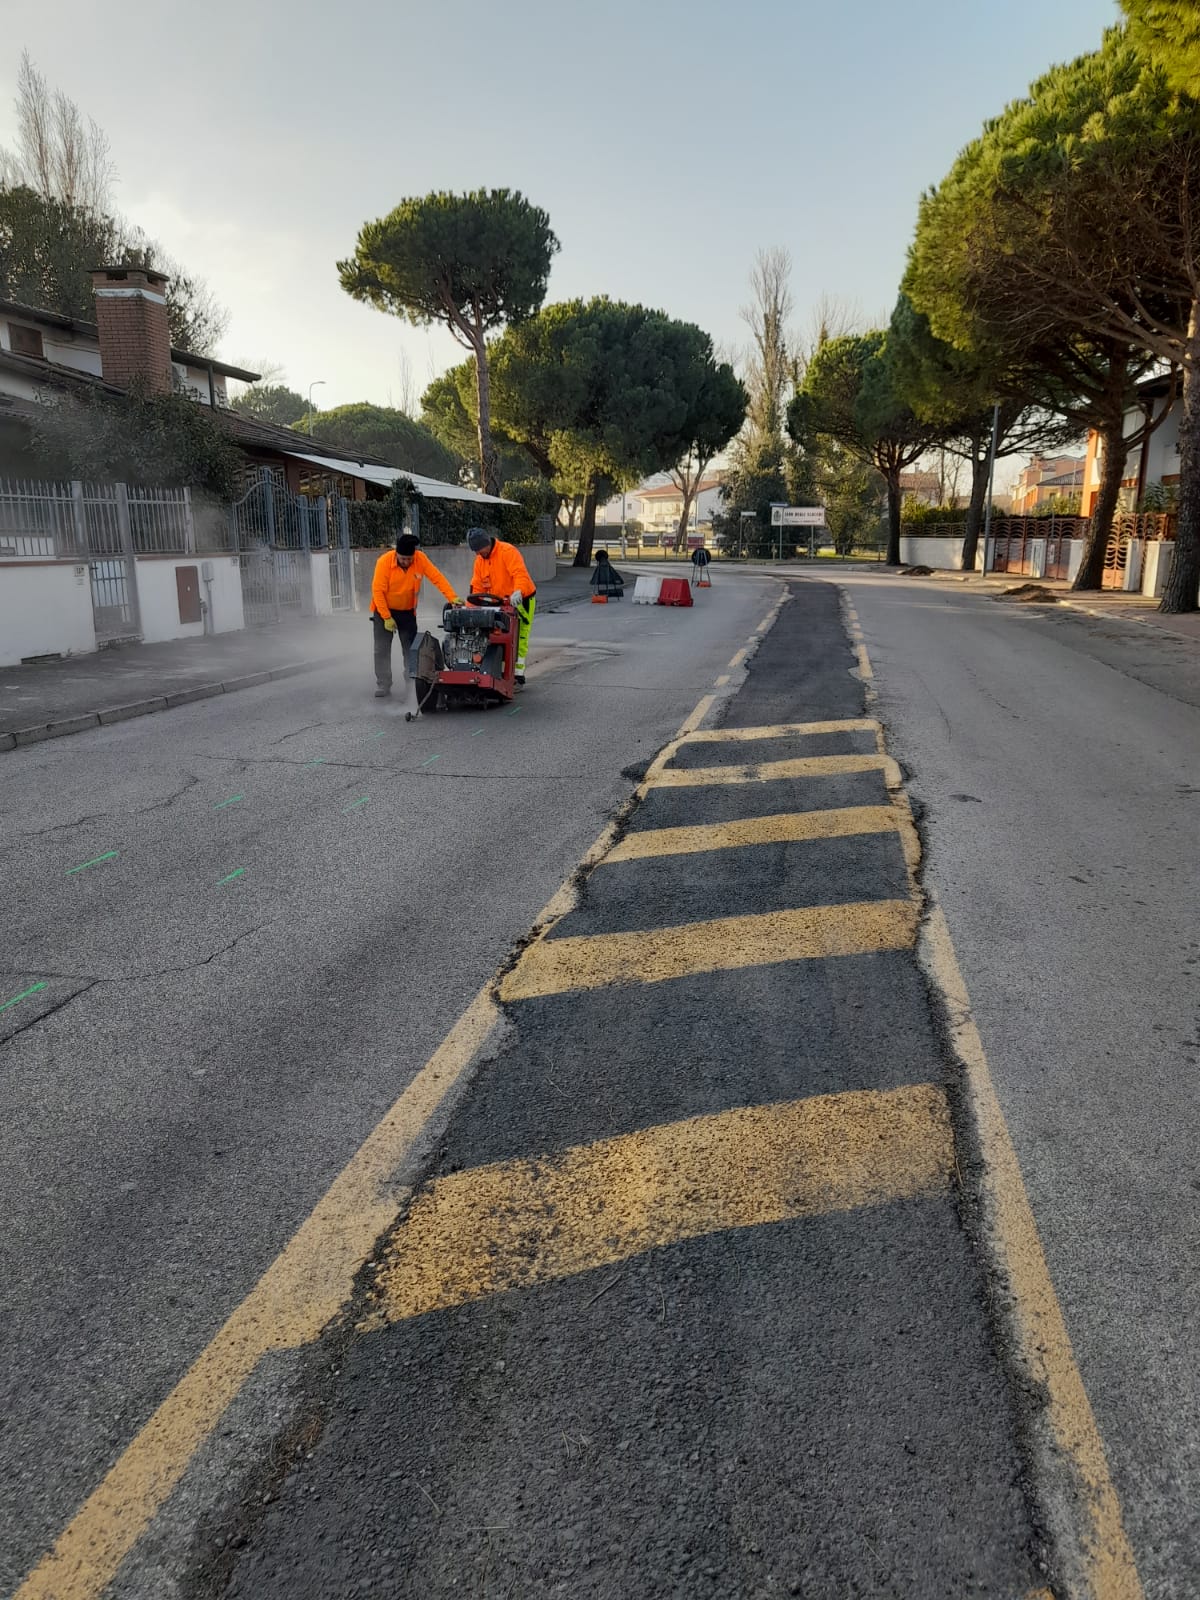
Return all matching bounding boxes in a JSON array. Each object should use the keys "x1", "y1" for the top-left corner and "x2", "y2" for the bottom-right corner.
[{"x1": 288, "y1": 449, "x2": 515, "y2": 505}]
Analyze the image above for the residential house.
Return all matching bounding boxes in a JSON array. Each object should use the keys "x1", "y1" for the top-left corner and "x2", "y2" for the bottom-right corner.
[
  {"x1": 1079, "y1": 371, "x2": 1179, "y2": 516},
  {"x1": 0, "y1": 266, "x2": 521, "y2": 666},
  {"x1": 898, "y1": 470, "x2": 942, "y2": 508},
  {"x1": 1011, "y1": 454, "x2": 1086, "y2": 513},
  {"x1": 593, "y1": 474, "x2": 725, "y2": 543}
]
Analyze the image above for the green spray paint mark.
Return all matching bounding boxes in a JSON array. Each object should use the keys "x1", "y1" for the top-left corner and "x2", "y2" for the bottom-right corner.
[
  {"x1": 506, "y1": 707, "x2": 521, "y2": 717},
  {"x1": 214, "y1": 794, "x2": 244, "y2": 809},
  {"x1": 218, "y1": 868, "x2": 246, "y2": 885},
  {"x1": 471, "y1": 729, "x2": 485, "y2": 737},
  {"x1": 343, "y1": 796, "x2": 369, "y2": 813},
  {"x1": 304, "y1": 759, "x2": 327, "y2": 768},
  {"x1": 0, "y1": 981, "x2": 47, "y2": 1014},
  {"x1": 65, "y1": 851, "x2": 117, "y2": 875},
  {"x1": 420, "y1": 754, "x2": 441, "y2": 768},
  {"x1": 367, "y1": 731, "x2": 385, "y2": 740}
]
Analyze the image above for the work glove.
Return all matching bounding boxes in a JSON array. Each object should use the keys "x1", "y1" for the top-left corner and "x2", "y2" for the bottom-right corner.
[
  {"x1": 510, "y1": 590, "x2": 523, "y2": 608},
  {"x1": 449, "y1": 595, "x2": 463, "y2": 606},
  {"x1": 383, "y1": 617, "x2": 397, "y2": 633}
]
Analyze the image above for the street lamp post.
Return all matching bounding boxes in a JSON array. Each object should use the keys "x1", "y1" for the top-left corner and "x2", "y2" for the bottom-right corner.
[
  {"x1": 307, "y1": 381, "x2": 326, "y2": 435},
  {"x1": 981, "y1": 401, "x2": 1001, "y2": 574}
]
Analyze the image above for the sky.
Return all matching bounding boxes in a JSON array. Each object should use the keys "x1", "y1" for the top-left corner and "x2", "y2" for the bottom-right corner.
[{"x1": 3, "y1": 0, "x2": 1122, "y2": 433}]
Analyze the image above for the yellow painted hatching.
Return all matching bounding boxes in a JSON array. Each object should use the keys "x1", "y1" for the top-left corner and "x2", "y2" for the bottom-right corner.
[
  {"x1": 500, "y1": 898, "x2": 918, "y2": 1001},
  {"x1": 605, "y1": 805, "x2": 901, "y2": 863},
  {"x1": 649, "y1": 752, "x2": 894, "y2": 788},
  {"x1": 369, "y1": 1084, "x2": 954, "y2": 1324}
]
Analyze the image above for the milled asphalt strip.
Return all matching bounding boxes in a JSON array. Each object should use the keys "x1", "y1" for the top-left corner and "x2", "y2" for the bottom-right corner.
[
  {"x1": 500, "y1": 900, "x2": 918, "y2": 1001},
  {"x1": 364, "y1": 1084, "x2": 954, "y2": 1323},
  {"x1": 10, "y1": 593, "x2": 789, "y2": 1600},
  {"x1": 0, "y1": 659, "x2": 331, "y2": 753},
  {"x1": 843, "y1": 588, "x2": 1143, "y2": 1600},
  {"x1": 604, "y1": 803, "x2": 902, "y2": 862}
]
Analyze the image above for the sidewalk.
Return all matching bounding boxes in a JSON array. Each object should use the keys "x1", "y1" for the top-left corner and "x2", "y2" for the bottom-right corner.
[
  {"x1": 0, "y1": 616, "x2": 363, "y2": 750},
  {"x1": 857, "y1": 564, "x2": 1200, "y2": 644},
  {"x1": 1, "y1": 566, "x2": 595, "y2": 753}
]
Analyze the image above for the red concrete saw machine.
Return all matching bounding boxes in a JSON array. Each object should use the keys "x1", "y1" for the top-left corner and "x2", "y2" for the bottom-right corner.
[{"x1": 405, "y1": 594, "x2": 518, "y2": 719}]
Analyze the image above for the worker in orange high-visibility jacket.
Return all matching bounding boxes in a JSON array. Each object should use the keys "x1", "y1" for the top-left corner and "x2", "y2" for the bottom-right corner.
[
  {"x1": 466, "y1": 527, "x2": 537, "y2": 685},
  {"x1": 370, "y1": 534, "x2": 460, "y2": 698}
]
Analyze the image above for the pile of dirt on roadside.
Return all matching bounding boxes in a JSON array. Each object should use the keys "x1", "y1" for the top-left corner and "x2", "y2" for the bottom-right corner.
[
  {"x1": 995, "y1": 583, "x2": 1061, "y2": 604},
  {"x1": 900, "y1": 565, "x2": 934, "y2": 576}
]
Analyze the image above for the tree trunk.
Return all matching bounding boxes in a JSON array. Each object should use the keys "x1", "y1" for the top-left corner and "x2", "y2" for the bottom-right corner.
[
  {"x1": 1162, "y1": 303, "x2": 1200, "y2": 613},
  {"x1": 884, "y1": 469, "x2": 902, "y2": 566},
  {"x1": 674, "y1": 493, "x2": 694, "y2": 553},
  {"x1": 471, "y1": 328, "x2": 500, "y2": 499},
  {"x1": 573, "y1": 489, "x2": 598, "y2": 567},
  {"x1": 1073, "y1": 420, "x2": 1127, "y2": 591},
  {"x1": 961, "y1": 450, "x2": 989, "y2": 573}
]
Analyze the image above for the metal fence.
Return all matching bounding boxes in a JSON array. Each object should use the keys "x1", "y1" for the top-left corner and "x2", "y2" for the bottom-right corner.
[{"x1": 0, "y1": 476, "x2": 219, "y2": 559}]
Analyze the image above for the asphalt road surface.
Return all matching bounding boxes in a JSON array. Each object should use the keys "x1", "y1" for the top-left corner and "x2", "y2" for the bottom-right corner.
[
  {"x1": 0, "y1": 575, "x2": 773, "y2": 1598},
  {"x1": 217, "y1": 586, "x2": 1047, "y2": 1600},
  {"x1": 839, "y1": 571, "x2": 1200, "y2": 1600},
  {"x1": 6, "y1": 568, "x2": 1196, "y2": 1599}
]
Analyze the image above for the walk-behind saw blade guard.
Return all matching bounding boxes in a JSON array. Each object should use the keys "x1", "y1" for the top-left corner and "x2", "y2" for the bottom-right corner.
[{"x1": 405, "y1": 594, "x2": 518, "y2": 719}]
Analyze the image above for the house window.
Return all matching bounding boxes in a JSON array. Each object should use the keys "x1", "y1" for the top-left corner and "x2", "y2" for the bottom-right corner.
[{"x1": 9, "y1": 324, "x2": 44, "y2": 359}]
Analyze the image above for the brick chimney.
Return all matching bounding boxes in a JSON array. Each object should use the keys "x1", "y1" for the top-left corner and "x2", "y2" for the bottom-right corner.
[{"x1": 90, "y1": 266, "x2": 174, "y2": 393}]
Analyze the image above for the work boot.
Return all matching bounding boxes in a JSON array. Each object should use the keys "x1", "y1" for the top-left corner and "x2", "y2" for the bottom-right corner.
[
  {"x1": 515, "y1": 674, "x2": 526, "y2": 688},
  {"x1": 374, "y1": 685, "x2": 390, "y2": 698}
]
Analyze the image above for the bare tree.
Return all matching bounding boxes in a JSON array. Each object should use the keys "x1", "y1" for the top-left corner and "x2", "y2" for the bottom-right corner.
[
  {"x1": 395, "y1": 347, "x2": 417, "y2": 416},
  {"x1": 0, "y1": 51, "x2": 115, "y2": 211},
  {"x1": 741, "y1": 248, "x2": 794, "y2": 442},
  {"x1": 797, "y1": 293, "x2": 864, "y2": 377}
]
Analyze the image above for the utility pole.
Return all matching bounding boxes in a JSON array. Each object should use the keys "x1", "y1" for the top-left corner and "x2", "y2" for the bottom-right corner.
[
  {"x1": 307, "y1": 380, "x2": 326, "y2": 435},
  {"x1": 981, "y1": 401, "x2": 1001, "y2": 574}
]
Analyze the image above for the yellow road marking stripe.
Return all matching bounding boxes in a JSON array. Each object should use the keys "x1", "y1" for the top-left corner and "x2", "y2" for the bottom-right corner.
[
  {"x1": 854, "y1": 641, "x2": 874, "y2": 680},
  {"x1": 649, "y1": 752, "x2": 896, "y2": 788},
  {"x1": 605, "y1": 805, "x2": 900, "y2": 863},
  {"x1": 843, "y1": 604, "x2": 1140, "y2": 1598},
  {"x1": 922, "y1": 903, "x2": 1143, "y2": 1599},
  {"x1": 370, "y1": 1085, "x2": 954, "y2": 1324},
  {"x1": 682, "y1": 718, "x2": 879, "y2": 742},
  {"x1": 15, "y1": 587, "x2": 800, "y2": 1600},
  {"x1": 500, "y1": 898, "x2": 916, "y2": 1001},
  {"x1": 678, "y1": 692, "x2": 716, "y2": 736},
  {"x1": 13, "y1": 990, "x2": 503, "y2": 1600}
]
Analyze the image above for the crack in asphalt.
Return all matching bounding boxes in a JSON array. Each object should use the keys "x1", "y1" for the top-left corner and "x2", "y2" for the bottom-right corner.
[
  {"x1": 0, "y1": 921, "x2": 277, "y2": 1019},
  {"x1": 9, "y1": 773, "x2": 206, "y2": 841},
  {"x1": 0, "y1": 978, "x2": 100, "y2": 1045}
]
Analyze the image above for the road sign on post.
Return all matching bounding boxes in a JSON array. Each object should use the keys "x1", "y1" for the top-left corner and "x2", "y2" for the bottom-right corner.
[
  {"x1": 771, "y1": 506, "x2": 826, "y2": 526},
  {"x1": 770, "y1": 505, "x2": 825, "y2": 558}
]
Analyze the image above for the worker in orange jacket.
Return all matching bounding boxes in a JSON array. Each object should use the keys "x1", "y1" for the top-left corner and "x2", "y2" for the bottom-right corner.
[
  {"x1": 371, "y1": 534, "x2": 459, "y2": 698},
  {"x1": 466, "y1": 527, "x2": 537, "y2": 685}
]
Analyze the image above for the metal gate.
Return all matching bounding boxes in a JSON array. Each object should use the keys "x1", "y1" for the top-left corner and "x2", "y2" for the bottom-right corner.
[
  {"x1": 238, "y1": 546, "x2": 281, "y2": 626},
  {"x1": 1102, "y1": 524, "x2": 1130, "y2": 589},
  {"x1": 83, "y1": 485, "x2": 141, "y2": 643},
  {"x1": 329, "y1": 546, "x2": 352, "y2": 610},
  {"x1": 231, "y1": 476, "x2": 323, "y2": 626}
]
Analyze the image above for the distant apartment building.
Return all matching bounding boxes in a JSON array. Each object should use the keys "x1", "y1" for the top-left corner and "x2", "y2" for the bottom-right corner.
[
  {"x1": 897, "y1": 470, "x2": 942, "y2": 508},
  {"x1": 1011, "y1": 454, "x2": 1085, "y2": 513}
]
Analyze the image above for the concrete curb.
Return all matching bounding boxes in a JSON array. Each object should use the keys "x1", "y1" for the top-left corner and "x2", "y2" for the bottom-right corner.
[{"x1": 3, "y1": 656, "x2": 332, "y2": 754}]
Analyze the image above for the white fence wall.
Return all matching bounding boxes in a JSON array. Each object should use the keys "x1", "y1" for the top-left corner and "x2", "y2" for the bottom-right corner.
[
  {"x1": 899, "y1": 534, "x2": 980, "y2": 571},
  {"x1": 136, "y1": 555, "x2": 245, "y2": 643},
  {"x1": 0, "y1": 563, "x2": 96, "y2": 666}
]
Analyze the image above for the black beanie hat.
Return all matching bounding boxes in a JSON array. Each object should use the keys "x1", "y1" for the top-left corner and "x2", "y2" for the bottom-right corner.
[{"x1": 395, "y1": 533, "x2": 419, "y2": 555}]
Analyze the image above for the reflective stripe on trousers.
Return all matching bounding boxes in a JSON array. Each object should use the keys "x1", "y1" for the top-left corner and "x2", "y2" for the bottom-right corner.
[{"x1": 515, "y1": 595, "x2": 536, "y2": 671}]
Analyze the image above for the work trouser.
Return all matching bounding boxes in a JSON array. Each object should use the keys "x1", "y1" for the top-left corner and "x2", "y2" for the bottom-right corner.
[
  {"x1": 515, "y1": 595, "x2": 536, "y2": 676},
  {"x1": 372, "y1": 608, "x2": 416, "y2": 689}
]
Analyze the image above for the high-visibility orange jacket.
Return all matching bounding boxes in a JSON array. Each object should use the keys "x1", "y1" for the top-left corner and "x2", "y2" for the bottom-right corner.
[
  {"x1": 470, "y1": 539, "x2": 536, "y2": 606},
  {"x1": 371, "y1": 549, "x2": 456, "y2": 618}
]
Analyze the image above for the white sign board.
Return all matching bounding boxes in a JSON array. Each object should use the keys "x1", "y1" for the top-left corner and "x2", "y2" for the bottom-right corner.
[{"x1": 771, "y1": 505, "x2": 825, "y2": 527}]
